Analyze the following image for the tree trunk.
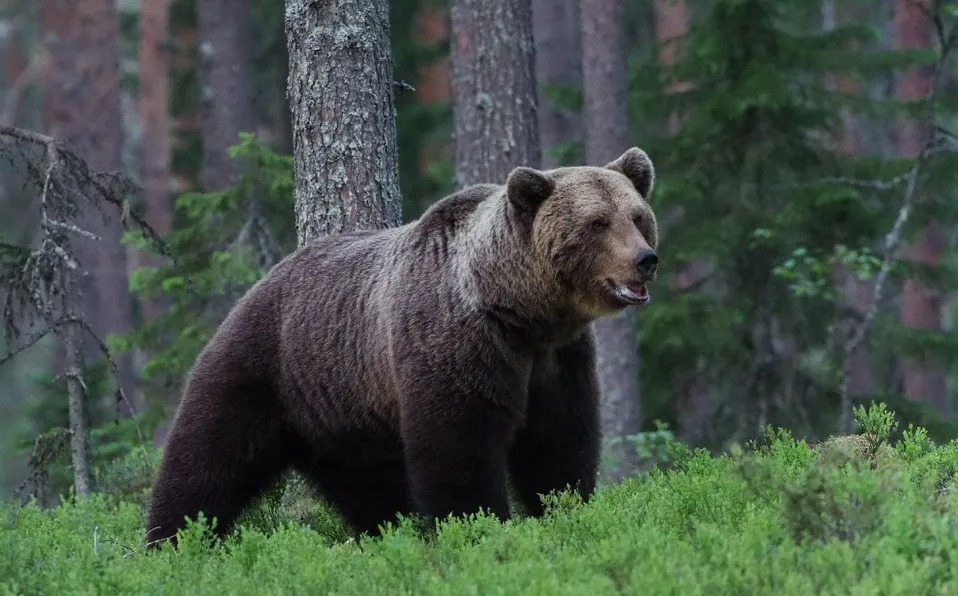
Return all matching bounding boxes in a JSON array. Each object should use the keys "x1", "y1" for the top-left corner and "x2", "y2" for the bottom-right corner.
[
  {"x1": 285, "y1": 0, "x2": 402, "y2": 244},
  {"x1": 137, "y1": 0, "x2": 174, "y2": 323},
  {"x1": 823, "y1": 0, "x2": 874, "y2": 403},
  {"x1": 581, "y1": 0, "x2": 641, "y2": 481},
  {"x1": 449, "y1": 0, "x2": 540, "y2": 187},
  {"x1": 197, "y1": 0, "x2": 257, "y2": 191},
  {"x1": 651, "y1": 0, "x2": 711, "y2": 443},
  {"x1": 40, "y1": 0, "x2": 137, "y2": 409},
  {"x1": 893, "y1": 0, "x2": 947, "y2": 413},
  {"x1": 63, "y1": 320, "x2": 92, "y2": 495},
  {"x1": 414, "y1": 0, "x2": 453, "y2": 202},
  {"x1": 531, "y1": 0, "x2": 581, "y2": 168}
]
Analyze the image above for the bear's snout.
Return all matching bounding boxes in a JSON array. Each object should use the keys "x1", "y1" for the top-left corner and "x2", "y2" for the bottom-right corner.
[{"x1": 634, "y1": 249, "x2": 658, "y2": 278}]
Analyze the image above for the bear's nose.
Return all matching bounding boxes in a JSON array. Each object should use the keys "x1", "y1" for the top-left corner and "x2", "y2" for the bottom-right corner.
[{"x1": 634, "y1": 249, "x2": 658, "y2": 276}]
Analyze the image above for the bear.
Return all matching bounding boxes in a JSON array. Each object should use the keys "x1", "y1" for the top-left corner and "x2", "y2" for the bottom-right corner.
[{"x1": 144, "y1": 147, "x2": 660, "y2": 546}]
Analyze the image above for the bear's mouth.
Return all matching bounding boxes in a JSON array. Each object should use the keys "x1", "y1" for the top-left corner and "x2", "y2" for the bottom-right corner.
[{"x1": 608, "y1": 280, "x2": 651, "y2": 306}]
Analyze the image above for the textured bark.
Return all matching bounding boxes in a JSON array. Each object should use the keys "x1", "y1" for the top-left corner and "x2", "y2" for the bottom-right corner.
[
  {"x1": 285, "y1": 0, "x2": 402, "y2": 245},
  {"x1": 893, "y1": 0, "x2": 946, "y2": 413},
  {"x1": 531, "y1": 0, "x2": 581, "y2": 168},
  {"x1": 581, "y1": 0, "x2": 641, "y2": 480},
  {"x1": 40, "y1": 0, "x2": 137, "y2": 405},
  {"x1": 137, "y1": 0, "x2": 173, "y2": 323},
  {"x1": 197, "y1": 0, "x2": 257, "y2": 191},
  {"x1": 450, "y1": 0, "x2": 541, "y2": 187}
]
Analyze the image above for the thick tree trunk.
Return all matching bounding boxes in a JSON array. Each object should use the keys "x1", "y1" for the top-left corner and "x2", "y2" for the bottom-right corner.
[
  {"x1": 893, "y1": 0, "x2": 947, "y2": 413},
  {"x1": 40, "y1": 0, "x2": 137, "y2": 411},
  {"x1": 581, "y1": 0, "x2": 641, "y2": 481},
  {"x1": 285, "y1": 0, "x2": 402, "y2": 245},
  {"x1": 197, "y1": 0, "x2": 257, "y2": 191},
  {"x1": 137, "y1": 0, "x2": 173, "y2": 323},
  {"x1": 531, "y1": 0, "x2": 581, "y2": 168},
  {"x1": 449, "y1": 0, "x2": 540, "y2": 187}
]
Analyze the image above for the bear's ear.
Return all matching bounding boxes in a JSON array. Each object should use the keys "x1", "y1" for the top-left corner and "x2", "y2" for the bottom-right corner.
[
  {"x1": 506, "y1": 167, "x2": 555, "y2": 213},
  {"x1": 606, "y1": 147, "x2": 655, "y2": 199}
]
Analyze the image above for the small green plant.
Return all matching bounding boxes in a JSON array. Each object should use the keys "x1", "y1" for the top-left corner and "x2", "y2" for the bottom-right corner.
[{"x1": 854, "y1": 402, "x2": 898, "y2": 457}]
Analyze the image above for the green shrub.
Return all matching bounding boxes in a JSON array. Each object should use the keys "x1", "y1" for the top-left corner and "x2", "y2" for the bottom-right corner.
[{"x1": 5, "y1": 406, "x2": 958, "y2": 594}]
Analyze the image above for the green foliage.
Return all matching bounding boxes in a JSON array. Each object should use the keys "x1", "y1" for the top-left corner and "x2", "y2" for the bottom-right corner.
[
  {"x1": 629, "y1": 0, "x2": 958, "y2": 444},
  {"x1": 7, "y1": 408, "x2": 958, "y2": 593},
  {"x1": 118, "y1": 133, "x2": 295, "y2": 416}
]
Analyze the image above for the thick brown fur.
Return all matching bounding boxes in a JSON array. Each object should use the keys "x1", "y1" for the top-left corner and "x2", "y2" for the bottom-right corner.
[{"x1": 145, "y1": 148, "x2": 660, "y2": 546}]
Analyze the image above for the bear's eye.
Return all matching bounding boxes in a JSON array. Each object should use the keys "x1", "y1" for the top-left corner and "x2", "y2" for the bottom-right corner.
[
  {"x1": 633, "y1": 214, "x2": 643, "y2": 227},
  {"x1": 590, "y1": 219, "x2": 609, "y2": 232}
]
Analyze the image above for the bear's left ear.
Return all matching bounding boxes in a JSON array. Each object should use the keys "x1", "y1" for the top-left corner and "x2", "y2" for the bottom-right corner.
[
  {"x1": 506, "y1": 167, "x2": 555, "y2": 214},
  {"x1": 606, "y1": 147, "x2": 654, "y2": 199}
]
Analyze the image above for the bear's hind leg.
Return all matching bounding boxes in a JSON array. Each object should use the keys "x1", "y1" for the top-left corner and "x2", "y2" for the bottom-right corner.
[
  {"x1": 297, "y1": 460, "x2": 414, "y2": 536},
  {"x1": 145, "y1": 378, "x2": 293, "y2": 547}
]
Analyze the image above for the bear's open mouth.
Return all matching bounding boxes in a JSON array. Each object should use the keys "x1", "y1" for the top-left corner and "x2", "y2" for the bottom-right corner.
[{"x1": 609, "y1": 280, "x2": 651, "y2": 306}]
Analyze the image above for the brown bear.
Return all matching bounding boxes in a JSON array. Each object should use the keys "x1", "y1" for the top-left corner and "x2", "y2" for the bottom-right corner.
[{"x1": 145, "y1": 147, "x2": 660, "y2": 546}]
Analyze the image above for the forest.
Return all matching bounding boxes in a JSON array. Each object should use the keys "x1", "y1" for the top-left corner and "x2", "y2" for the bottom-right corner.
[{"x1": 1, "y1": 0, "x2": 958, "y2": 592}]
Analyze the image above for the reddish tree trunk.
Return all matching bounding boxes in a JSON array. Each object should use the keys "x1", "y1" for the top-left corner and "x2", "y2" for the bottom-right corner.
[
  {"x1": 581, "y1": 0, "x2": 641, "y2": 481},
  {"x1": 414, "y1": 2, "x2": 452, "y2": 175},
  {"x1": 531, "y1": 0, "x2": 582, "y2": 168},
  {"x1": 893, "y1": 0, "x2": 946, "y2": 413},
  {"x1": 823, "y1": 0, "x2": 874, "y2": 402},
  {"x1": 40, "y1": 0, "x2": 138, "y2": 407},
  {"x1": 137, "y1": 0, "x2": 173, "y2": 323},
  {"x1": 197, "y1": 0, "x2": 257, "y2": 191}
]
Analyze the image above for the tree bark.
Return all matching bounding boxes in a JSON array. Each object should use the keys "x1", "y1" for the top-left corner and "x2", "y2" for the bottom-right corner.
[
  {"x1": 40, "y1": 0, "x2": 137, "y2": 409},
  {"x1": 893, "y1": 0, "x2": 947, "y2": 413},
  {"x1": 197, "y1": 0, "x2": 257, "y2": 191},
  {"x1": 581, "y1": 0, "x2": 641, "y2": 481},
  {"x1": 449, "y1": 0, "x2": 541, "y2": 187},
  {"x1": 285, "y1": 0, "x2": 402, "y2": 245},
  {"x1": 137, "y1": 0, "x2": 174, "y2": 323},
  {"x1": 63, "y1": 320, "x2": 92, "y2": 495},
  {"x1": 531, "y1": 0, "x2": 581, "y2": 168}
]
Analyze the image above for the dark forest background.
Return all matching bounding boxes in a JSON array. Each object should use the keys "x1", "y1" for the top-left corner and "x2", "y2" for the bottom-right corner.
[{"x1": 0, "y1": 0, "x2": 956, "y2": 503}]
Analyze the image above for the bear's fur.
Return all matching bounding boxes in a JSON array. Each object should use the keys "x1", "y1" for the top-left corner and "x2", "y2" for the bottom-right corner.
[{"x1": 145, "y1": 147, "x2": 660, "y2": 545}]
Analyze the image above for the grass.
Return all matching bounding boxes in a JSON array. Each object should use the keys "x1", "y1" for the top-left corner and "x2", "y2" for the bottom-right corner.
[{"x1": 3, "y1": 404, "x2": 958, "y2": 595}]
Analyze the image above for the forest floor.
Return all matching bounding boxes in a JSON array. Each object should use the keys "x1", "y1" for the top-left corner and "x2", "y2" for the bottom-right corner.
[{"x1": 3, "y1": 404, "x2": 957, "y2": 595}]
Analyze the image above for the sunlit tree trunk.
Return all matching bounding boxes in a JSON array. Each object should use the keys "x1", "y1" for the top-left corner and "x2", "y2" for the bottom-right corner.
[
  {"x1": 285, "y1": 0, "x2": 402, "y2": 244},
  {"x1": 581, "y1": 0, "x2": 641, "y2": 481}
]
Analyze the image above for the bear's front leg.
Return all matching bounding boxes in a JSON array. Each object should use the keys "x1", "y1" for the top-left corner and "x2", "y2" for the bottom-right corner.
[
  {"x1": 508, "y1": 331, "x2": 601, "y2": 517},
  {"x1": 400, "y1": 381, "x2": 521, "y2": 525}
]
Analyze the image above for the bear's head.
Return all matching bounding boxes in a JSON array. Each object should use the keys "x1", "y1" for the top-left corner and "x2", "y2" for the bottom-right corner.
[{"x1": 506, "y1": 147, "x2": 659, "y2": 318}]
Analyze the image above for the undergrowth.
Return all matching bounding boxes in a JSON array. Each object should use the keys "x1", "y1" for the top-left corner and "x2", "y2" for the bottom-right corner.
[{"x1": 4, "y1": 404, "x2": 958, "y2": 595}]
